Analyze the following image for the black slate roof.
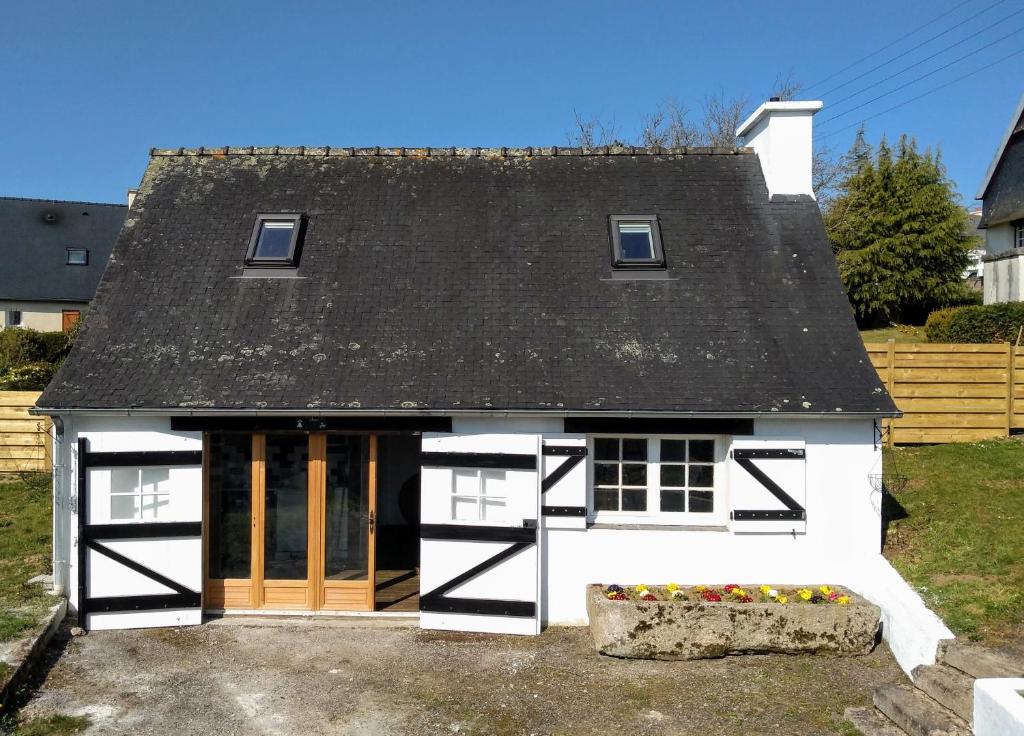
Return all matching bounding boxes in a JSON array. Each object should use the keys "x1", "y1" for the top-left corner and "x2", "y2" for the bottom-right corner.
[
  {"x1": 979, "y1": 115, "x2": 1024, "y2": 227},
  {"x1": 0, "y1": 197, "x2": 127, "y2": 302},
  {"x1": 38, "y1": 146, "x2": 896, "y2": 416}
]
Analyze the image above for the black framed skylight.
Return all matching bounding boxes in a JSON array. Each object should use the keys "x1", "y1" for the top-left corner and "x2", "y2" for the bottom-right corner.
[
  {"x1": 609, "y1": 215, "x2": 665, "y2": 269},
  {"x1": 245, "y1": 214, "x2": 304, "y2": 267},
  {"x1": 66, "y1": 248, "x2": 89, "y2": 266}
]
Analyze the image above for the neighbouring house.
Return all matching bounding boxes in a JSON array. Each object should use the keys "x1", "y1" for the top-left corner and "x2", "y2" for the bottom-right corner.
[
  {"x1": 0, "y1": 196, "x2": 128, "y2": 332},
  {"x1": 963, "y1": 207, "x2": 984, "y2": 291},
  {"x1": 978, "y1": 94, "x2": 1024, "y2": 304},
  {"x1": 35, "y1": 100, "x2": 902, "y2": 640}
]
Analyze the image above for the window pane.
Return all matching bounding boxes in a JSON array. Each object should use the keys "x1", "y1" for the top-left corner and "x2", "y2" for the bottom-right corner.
[
  {"x1": 594, "y1": 489, "x2": 619, "y2": 511},
  {"x1": 208, "y1": 433, "x2": 252, "y2": 580},
  {"x1": 622, "y1": 463, "x2": 647, "y2": 486},
  {"x1": 661, "y1": 440, "x2": 686, "y2": 462},
  {"x1": 621, "y1": 488, "x2": 647, "y2": 511},
  {"x1": 264, "y1": 434, "x2": 308, "y2": 580},
  {"x1": 594, "y1": 438, "x2": 619, "y2": 461},
  {"x1": 622, "y1": 439, "x2": 646, "y2": 461},
  {"x1": 690, "y1": 440, "x2": 715, "y2": 463},
  {"x1": 481, "y1": 470, "x2": 506, "y2": 495},
  {"x1": 594, "y1": 462, "x2": 618, "y2": 486},
  {"x1": 324, "y1": 435, "x2": 369, "y2": 582},
  {"x1": 690, "y1": 464, "x2": 714, "y2": 488},
  {"x1": 481, "y1": 498, "x2": 506, "y2": 521},
  {"x1": 141, "y1": 494, "x2": 170, "y2": 519},
  {"x1": 660, "y1": 464, "x2": 686, "y2": 487},
  {"x1": 618, "y1": 222, "x2": 654, "y2": 260},
  {"x1": 140, "y1": 468, "x2": 170, "y2": 494},
  {"x1": 255, "y1": 222, "x2": 295, "y2": 259},
  {"x1": 689, "y1": 490, "x2": 714, "y2": 513},
  {"x1": 452, "y1": 496, "x2": 478, "y2": 521},
  {"x1": 453, "y1": 469, "x2": 479, "y2": 495},
  {"x1": 67, "y1": 249, "x2": 88, "y2": 265},
  {"x1": 660, "y1": 489, "x2": 685, "y2": 512},
  {"x1": 111, "y1": 494, "x2": 139, "y2": 520},
  {"x1": 111, "y1": 467, "x2": 139, "y2": 495}
]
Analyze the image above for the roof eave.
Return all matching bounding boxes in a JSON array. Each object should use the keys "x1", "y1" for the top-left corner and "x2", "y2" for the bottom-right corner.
[{"x1": 976, "y1": 93, "x2": 1024, "y2": 200}]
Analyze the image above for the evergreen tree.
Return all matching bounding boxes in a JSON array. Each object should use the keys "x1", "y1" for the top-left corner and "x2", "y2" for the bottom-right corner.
[{"x1": 824, "y1": 131, "x2": 974, "y2": 326}]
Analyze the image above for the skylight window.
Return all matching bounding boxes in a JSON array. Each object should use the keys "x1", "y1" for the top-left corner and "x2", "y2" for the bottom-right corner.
[
  {"x1": 609, "y1": 215, "x2": 665, "y2": 268},
  {"x1": 245, "y1": 214, "x2": 304, "y2": 267},
  {"x1": 66, "y1": 248, "x2": 89, "y2": 265}
]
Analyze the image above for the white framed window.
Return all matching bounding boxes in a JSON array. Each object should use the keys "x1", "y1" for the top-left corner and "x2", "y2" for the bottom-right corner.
[
  {"x1": 589, "y1": 436, "x2": 724, "y2": 524},
  {"x1": 1014, "y1": 221, "x2": 1024, "y2": 249},
  {"x1": 110, "y1": 467, "x2": 172, "y2": 521},
  {"x1": 451, "y1": 469, "x2": 507, "y2": 522}
]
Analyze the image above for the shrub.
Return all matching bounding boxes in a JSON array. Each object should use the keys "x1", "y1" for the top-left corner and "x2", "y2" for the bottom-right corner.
[
  {"x1": 924, "y1": 307, "x2": 960, "y2": 342},
  {"x1": 35, "y1": 329, "x2": 73, "y2": 364},
  {"x1": 927, "y1": 302, "x2": 1024, "y2": 344},
  {"x1": 0, "y1": 361, "x2": 56, "y2": 390},
  {"x1": 0, "y1": 329, "x2": 44, "y2": 372}
]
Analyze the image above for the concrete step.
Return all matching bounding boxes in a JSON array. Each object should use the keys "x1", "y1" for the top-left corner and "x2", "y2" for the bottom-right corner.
[
  {"x1": 940, "y1": 640, "x2": 1024, "y2": 679},
  {"x1": 844, "y1": 706, "x2": 906, "y2": 735},
  {"x1": 911, "y1": 664, "x2": 974, "y2": 723},
  {"x1": 873, "y1": 684, "x2": 971, "y2": 736}
]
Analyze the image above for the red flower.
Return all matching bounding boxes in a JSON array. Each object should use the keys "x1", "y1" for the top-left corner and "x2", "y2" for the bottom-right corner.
[
  {"x1": 641, "y1": 593, "x2": 658, "y2": 601},
  {"x1": 723, "y1": 584, "x2": 739, "y2": 592},
  {"x1": 737, "y1": 595, "x2": 753, "y2": 603},
  {"x1": 609, "y1": 592, "x2": 627, "y2": 601},
  {"x1": 701, "y1": 590, "x2": 722, "y2": 602}
]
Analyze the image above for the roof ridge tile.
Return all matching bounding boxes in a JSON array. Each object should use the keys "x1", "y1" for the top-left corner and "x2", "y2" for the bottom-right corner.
[{"x1": 149, "y1": 145, "x2": 754, "y2": 158}]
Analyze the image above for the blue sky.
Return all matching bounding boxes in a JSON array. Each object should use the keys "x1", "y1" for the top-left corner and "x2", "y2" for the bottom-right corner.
[{"x1": 2, "y1": 0, "x2": 1021, "y2": 205}]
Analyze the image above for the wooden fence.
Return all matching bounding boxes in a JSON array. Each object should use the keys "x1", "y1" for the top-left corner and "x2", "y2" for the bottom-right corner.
[
  {"x1": 866, "y1": 342, "x2": 1024, "y2": 445},
  {"x1": 0, "y1": 391, "x2": 50, "y2": 472}
]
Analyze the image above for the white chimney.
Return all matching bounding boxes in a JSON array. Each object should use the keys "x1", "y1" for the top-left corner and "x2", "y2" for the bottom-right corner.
[{"x1": 736, "y1": 99, "x2": 823, "y2": 199}]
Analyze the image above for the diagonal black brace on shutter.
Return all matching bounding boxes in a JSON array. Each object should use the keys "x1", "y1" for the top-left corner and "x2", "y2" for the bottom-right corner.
[
  {"x1": 541, "y1": 453, "x2": 585, "y2": 494},
  {"x1": 86, "y1": 539, "x2": 198, "y2": 597},
  {"x1": 540, "y1": 445, "x2": 587, "y2": 517},
  {"x1": 420, "y1": 537, "x2": 536, "y2": 617},
  {"x1": 731, "y1": 450, "x2": 806, "y2": 521}
]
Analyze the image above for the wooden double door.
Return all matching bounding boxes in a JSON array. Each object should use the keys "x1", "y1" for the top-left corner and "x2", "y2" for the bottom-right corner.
[{"x1": 204, "y1": 432, "x2": 378, "y2": 611}]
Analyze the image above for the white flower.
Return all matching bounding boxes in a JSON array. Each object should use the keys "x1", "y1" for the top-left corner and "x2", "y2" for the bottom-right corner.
[{"x1": 768, "y1": 589, "x2": 779, "y2": 598}]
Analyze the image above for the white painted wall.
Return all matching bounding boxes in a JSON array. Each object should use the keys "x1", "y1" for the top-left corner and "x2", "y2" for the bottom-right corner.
[
  {"x1": 736, "y1": 100, "x2": 823, "y2": 199},
  {"x1": 983, "y1": 251, "x2": 1024, "y2": 304},
  {"x1": 57, "y1": 415, "x2": 202, "y2": 630},
  {"x1": 974, "y1": 678, "x2": 1024, "y2": 736},
  {"x1": 0, "y1": 300, "x2": 87, "y2": 331},
  {"x1": 543, "y1": 417, "x2": 883, "y2": 620}
]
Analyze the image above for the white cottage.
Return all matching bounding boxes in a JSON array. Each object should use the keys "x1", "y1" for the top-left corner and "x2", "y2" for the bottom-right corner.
[{"x1": 35, "y1": 100, "x2": 901, "y2": 639}]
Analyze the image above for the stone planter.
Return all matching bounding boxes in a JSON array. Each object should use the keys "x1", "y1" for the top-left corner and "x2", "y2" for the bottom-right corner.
[{"x1": 586, "y1": 585, "x2": 881, "y2": 660}]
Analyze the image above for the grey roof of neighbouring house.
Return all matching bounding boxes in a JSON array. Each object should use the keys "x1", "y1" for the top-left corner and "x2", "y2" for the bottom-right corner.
[
  {"x1": 0, "y1": 196, "x2": 127, "y2": 302},
  {"x1": 38, "y1": 146, "x2": 896, "y2": 416},
  {"x1": 978, "y1": 94, "x2": 1024, "y2": 227}
]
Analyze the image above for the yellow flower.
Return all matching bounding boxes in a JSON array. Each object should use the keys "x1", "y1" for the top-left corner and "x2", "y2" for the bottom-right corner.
[
  {"x1": 819, "y1": 585, "x2": 833, "y2": 596},
  {"x1": 695, "y1": 585, "x2": 706, "y2": 592},
  {"x1": 731, "y1": 588, "x2": 747, "y2": 598},
  {"x1": 798, "y1": 589, "x2": 812, "y2": 601},
  {"x1": 777, "y1": 595, "x2": 788, "y2": 604},
  {"x1": 666, "y1": 583, "x2": 680, "y2": 592},
  {"x1": 634, "y1": 585, "x2": 648, "y2": 594},
  {"x1": 836, "y1": 595, "x2": 851, "y2": 605},
  {"x1": 759, "y1": 585, "x2": 771, "y2": 595}
]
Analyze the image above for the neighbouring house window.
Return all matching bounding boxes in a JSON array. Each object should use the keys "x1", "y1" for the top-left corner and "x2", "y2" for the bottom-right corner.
[
  {"x1": 591, "y1": 437, "x2": 720, "y2": 520},
  {"x1": 1015, "y1": 221, "x2": 1024, "y2": 249},
  {"x1": 66, "y1": 248, "x2": 89, "y2": 265},
  {"x1": 6, "y1": 311, "x2": 22, "y2": 328},
  {"x1": 245, "y1": 214, "x2": 304, "y2": 267},
  {"x1": 609, "y1": 215, "x2": 665, "y2": 268},
  {"x1": 110, "y1": 467, "x2": 172, "y2": 521},
  {"x1": 451, "y1": 469, "x2": 507, "y2": 522}
]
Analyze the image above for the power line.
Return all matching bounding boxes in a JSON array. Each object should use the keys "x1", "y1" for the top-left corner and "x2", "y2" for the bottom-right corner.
[
  {"x1": 814, "y1": 46, "x2": 1024, "y2": 140},
  {"x1": 826, "y1": 7, "x2": 1024, "y2": 111},
  {"x1": 815, "y1": 26, "x2": 1024, "y2": 130},
  {"x1": 804, "y1": 0, "x2": 982, "y2": 92}
]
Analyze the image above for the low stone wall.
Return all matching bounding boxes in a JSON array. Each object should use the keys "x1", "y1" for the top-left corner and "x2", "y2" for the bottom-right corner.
[{"x1": 586, "y1": 585, "x2": 881, "y2": 660}]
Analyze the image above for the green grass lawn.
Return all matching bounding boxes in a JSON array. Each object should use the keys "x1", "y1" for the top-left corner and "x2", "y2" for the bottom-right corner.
[
  {"x1": 883, "y1": 438, "x2": 1024, "y2": 647},
  {"x1": 860, "y1": 325, "x2": 928, "y2": 344},
  {"x1": 0, "y1": 473, "x2": 53, "y2": 642}
]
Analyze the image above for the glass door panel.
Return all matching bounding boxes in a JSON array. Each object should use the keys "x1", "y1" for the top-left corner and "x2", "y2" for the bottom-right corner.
[
  {"x1": 324, "y1": 435, "x2": 370, "y2": 581},
  {"x1": 208, "y1": 434, "x2": 252, "y2": 579},
  {"x1": 263, "y1": 434, "x2": 309, "y2": 581}
]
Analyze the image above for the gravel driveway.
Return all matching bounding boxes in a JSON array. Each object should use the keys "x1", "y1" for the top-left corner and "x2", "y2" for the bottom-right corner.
[{"x1": 19, "y1": 618, "x2": 903, "y2": 735}]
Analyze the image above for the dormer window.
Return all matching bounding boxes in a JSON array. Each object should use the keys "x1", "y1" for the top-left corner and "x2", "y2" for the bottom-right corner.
[
  {"x1": 245, "y1": 214, "x2": 304, "y2": 267},
  {"x1": 609, "y1": 215, "x2": 665, "y2": 268}
]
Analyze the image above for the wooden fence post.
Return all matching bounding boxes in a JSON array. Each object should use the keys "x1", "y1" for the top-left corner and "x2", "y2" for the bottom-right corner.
[
  {"x1": 886, "y1": 339, "x2": 896, "y2": 447},
  {"x1": 1007, "y1": 342, "x2": 1016, "y2": 439}
]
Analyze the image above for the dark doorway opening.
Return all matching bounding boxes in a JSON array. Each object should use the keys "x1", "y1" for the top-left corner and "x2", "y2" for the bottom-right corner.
[{"x1": 375, "y1": 434, "x2": 421, "y2": 611}]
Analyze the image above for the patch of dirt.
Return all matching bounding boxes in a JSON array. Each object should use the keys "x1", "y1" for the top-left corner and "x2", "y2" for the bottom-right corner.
[{"x1": 17, "y1": 621, "x2": 905, "y2": 735}]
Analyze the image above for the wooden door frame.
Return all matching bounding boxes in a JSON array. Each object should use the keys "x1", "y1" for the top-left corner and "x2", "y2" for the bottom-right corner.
[{"x1": 204, "y1": 431, "x2": 378, "y2": 612}]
